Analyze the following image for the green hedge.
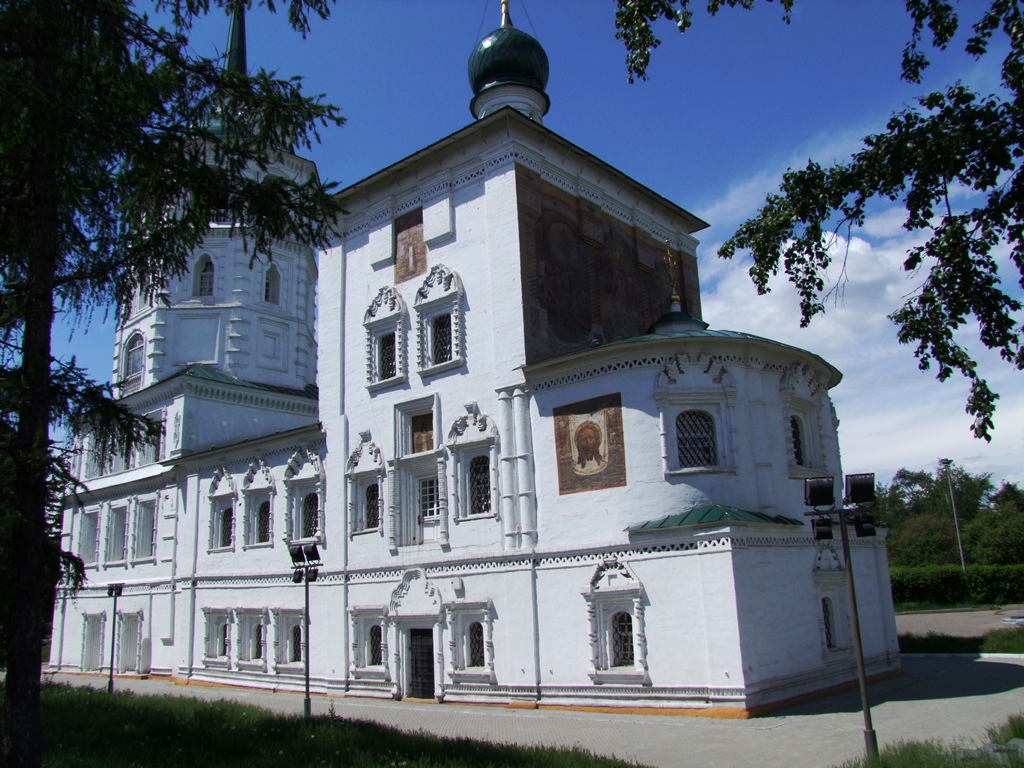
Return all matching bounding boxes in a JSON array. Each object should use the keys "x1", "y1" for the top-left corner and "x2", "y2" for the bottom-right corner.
[{"x1": 890, "y1": 564, "x2": 1024, "y2": 605}]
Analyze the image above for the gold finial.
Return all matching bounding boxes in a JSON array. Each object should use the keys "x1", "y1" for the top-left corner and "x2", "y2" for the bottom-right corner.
[
  {"x1": 664, "y1": 239, "x2": 681, "y2": 307},
  {"x1": 501, "y1": 0, "x2": 512, "y2": 26}
]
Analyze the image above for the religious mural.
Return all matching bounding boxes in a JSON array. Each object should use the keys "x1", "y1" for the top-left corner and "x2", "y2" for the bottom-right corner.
[
  {"x1": 553, "y1": 393, "x2": 627, "y2": 494},
  {"x1": 394, "y1": 208, "x2": 427, "y2": 284}
]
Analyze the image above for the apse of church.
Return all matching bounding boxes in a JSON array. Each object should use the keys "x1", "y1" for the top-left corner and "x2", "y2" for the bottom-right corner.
[{"x1": 515, "y1": 165, "x2": 702, "y2": 363}]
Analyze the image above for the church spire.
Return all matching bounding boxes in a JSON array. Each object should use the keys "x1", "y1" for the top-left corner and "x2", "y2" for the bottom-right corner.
[
  {"x1": 225, "y1": 5, "x2": 247, "y2": 75},
  {"x1": 501, "y1": 0, "x2": 512, "y2": 27}
]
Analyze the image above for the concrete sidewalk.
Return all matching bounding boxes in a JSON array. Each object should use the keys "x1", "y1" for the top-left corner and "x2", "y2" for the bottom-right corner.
[{"x1": 48, "y1": 655, "x2": 1024, "y2": 768}]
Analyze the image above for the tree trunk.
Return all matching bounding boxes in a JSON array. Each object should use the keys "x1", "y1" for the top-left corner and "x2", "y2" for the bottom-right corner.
[{"x1": 4, "y1": 2, "x2": 58, "y2": 766}]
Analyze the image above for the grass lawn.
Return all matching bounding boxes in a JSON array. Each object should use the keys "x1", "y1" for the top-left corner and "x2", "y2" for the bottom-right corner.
[
  {"x1": 833, "y1": 712, "x2": 1024, "y2": 767},
  {"x1": 898, "y1": 627, "x2": 1024, "y2": 654},
  {"x1": 38, "y1": 683, "x2": 643, "y2": 768}
]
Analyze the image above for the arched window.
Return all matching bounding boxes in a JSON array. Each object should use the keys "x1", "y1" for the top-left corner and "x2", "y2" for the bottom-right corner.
[
  {"x1": 676, "y1": 410, "x2": 717, "y2": 467},
  {"x1": 219, "y1": 506, "x2": 234, "y2": 548},
  {"x1": 301, "y1": 492, "x2": 318, "y2": 539},
  {"x1": 257, "y1": 500, "x2": 271, "y2": 544},
  {"x1": 368, "y1": 625, "x2": 383, "y2": 665},
  {"x1": 253, "y1": 623, "x2": 264, "y2": 660},
  {"x1": 791, "y1": 416, "x2": 805, "y2": 466},
  {"x1": 469, "y1": 456, "x2": 491, "y2": 515},
  {"x1": 123, "y1": 333, "x2": 145, "y2": 394},
  {"x1": 194, "y1": 255, "x2": 214, "y2": 297},
  {"x1": 610, "y1": 612, "x2": 634, "y2": 667},
  {"x1": 264, "y1": 264, "x2": 281, "y2": 305},
  {"x1": 468, "y1": 621, "x2": 485, "y2": 668}
]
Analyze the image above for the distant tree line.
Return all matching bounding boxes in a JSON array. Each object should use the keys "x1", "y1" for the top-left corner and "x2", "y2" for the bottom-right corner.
[{"x1": 874, "y1": 463, "x2": 1024, "y2": 567}]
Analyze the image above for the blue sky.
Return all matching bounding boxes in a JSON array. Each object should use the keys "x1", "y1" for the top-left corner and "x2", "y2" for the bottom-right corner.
[{"x1": 53, "y1": 1, "x2": 1024, "y2": 487}]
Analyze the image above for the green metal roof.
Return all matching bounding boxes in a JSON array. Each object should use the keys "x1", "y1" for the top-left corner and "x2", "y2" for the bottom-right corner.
[{"x1": 627, "y1": 503, "x2": 804, "y2": 533}]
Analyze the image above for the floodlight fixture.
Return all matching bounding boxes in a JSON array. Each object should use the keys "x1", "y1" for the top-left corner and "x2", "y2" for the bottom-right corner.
[
  {"x1": 853, "y1": 515, "x2": 876, "y2": 538},
  {"x1": 805, "y1": 476, "x2": 835, "y2": 508},
  {"x1": 302, "y1": 542, "x2": 321, "y2": 564},
  {"x1": 812, "y1": 517, "x2": 834, "y2": 540},
  {"x1": 292, "y1": 569, "x2": 304, "y2": 584},
  {"x1": 107, "y1": 583, "x2": 123, "y2": 598},
  {"x1": 289, "y1": 544, "x2": 304, "y2": 566},
  {"x1": 845, "y1": 473, "x2": 876, "y2": 506},
  {"x1": 307, "y1": 568, "x2": 319, "y2": 583}
]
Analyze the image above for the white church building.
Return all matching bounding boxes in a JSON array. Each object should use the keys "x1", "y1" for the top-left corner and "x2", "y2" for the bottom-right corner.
[{"x1": 49, "y1": 5, "x2": 900, "y2": 715}]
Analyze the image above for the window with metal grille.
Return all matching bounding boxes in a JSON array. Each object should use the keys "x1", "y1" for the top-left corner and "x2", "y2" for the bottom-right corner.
[
  {"x1": 219, "y1": 506, "x2": 233, "y2": 548},
  {"x1": 290, "y1": 624, "x2": 302, "y2": 663},
  {"x1": 676, "y1": 410, "x2": 717, "y2": 467},
  {"x1": 253, "y1": 623, "x2": 264, "y2": 659},
  {"x1": 468, "y1": 622, "x2": 485, "y2": 667},
  {"x1": 264, "y1": 264, "x2": 281, "y2": 304},
  {"x1": 123, "y1": 334, "x2": 145, "y2": 394},
  {"x1": 468, "y1": 456, "x2": 491, "y2": 515},
  {"x1": 418, "y1": 477, "x2": 439, "y2": 519},
  {"x1": 79, "y1": 511, "x2": 99, "y2": 565},
  {"x1": 822, "y1": 598, "x2": 835, "y2": 649},
  {"x1": 369, "y1": 625, "x2": 382, "y2": 665},
  {"x1": 301, "y1": 493, "x2": 318, "y2": 539},
  {"x1": 431, "y1": 313, "x2": 452, "y2": 364},
  {"x1": 791, "y1": 416, "x2": 805, "y2": 466},
  {"x1": 610, "y1": 612, "x2": 634, "y2": 667},
  {"x1": 195, "y1": 257, "x2": 214, "y2": 297},
  {"x1": 257, "y1": 500, "x2": 271, "y2": 543},
  {"x1": 378, "y1": 332, "x2": 396, "y2": 380},
  {"x1": 365, "y1": 483, "x2": 380, "y2": 529},
  {"x1": 219, "y1": 622, "x2": 230, "y2": 658}
]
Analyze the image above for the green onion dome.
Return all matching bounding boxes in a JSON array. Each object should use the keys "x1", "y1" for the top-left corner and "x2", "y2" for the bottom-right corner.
[{"x1": 468, "y1": 8, "x2": 549, "y2": 101}]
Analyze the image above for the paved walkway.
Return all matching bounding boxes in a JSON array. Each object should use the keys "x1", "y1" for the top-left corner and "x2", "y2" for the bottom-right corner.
[
  {"x1": 49, "y1": 653, "x2": 1024, "y2": 768},
  {"x1": 896, "y1": 605, "x2": 1024, "y2": 638}
]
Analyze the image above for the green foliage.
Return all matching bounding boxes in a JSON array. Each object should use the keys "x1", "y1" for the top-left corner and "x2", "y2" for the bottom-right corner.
[
  {"x1": 614, "y1": 1, "x2": 1024, "y2": 438},
  {"x1": 32, "y1": 683, "x2": 636, "y2": 768},
  {"x1": 890, "y1": 564, "x2": 1024, "y2": 605},
  {"x1": 0, "y1": 1, "x2": 344, "y2": 764},
  {"x1": 887, "y1": 513, "x2": 959, "y2": 567},
  {"x1": 965, "y1": 502, "x2": 1024, "y2": 566},
  {"x1": 890, "y1": 565, "x2": 969, "y2": 605},
  {"x1": 831, "y1": 739, "x2": 1014, "y2": 768}
]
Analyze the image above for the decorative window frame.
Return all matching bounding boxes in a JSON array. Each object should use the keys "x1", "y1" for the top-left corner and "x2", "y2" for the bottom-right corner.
[
  {"x1": 202, "y1": 608, "x2": 231, "y2": 669},
  {"x1": 242, "y1": 458, "x2": 276, "y2": 549},
  {"x1": 116, "y1": 609, "x2": 144, "y2": 673},
  {"x1": 445, "y1": 600, "x2": 495, "y2": 684},
  {"x1": 81, "y1": 611, "x2": 106, "y2": 672},
  {"x1": 815, "y1": 572, "x2": 853, "y2": 662},
  {"x1": 364, "y1": 286, "x2": 407, "y2": 390},
  {"x1": 234, "y1": 609, "x2": 270, "y2": 672},
  {"x1": 446, "y1": 403, "x2": 500, "y2": 523},
  {"x1": 347, "y1": 431, "x2": 386, "y2": 538},
  {"x1": 413, "y1": 265, "x2": 464, "y2": 377},
  {"x1": 272, "y1": 609, "x2": 305, "y2": 674},
  {"x1": 104, "y1": 504, "x2": 129, "y2": 565},
  {"x1": 207, "y1": 467, "x2": 237, "y2": 553},
  {"x1": 391, "y1": 396, "x2": 448, "y2": 548},
  {"x1": 131, "y1": 496, "x2": 158, "y2": 564},
  {"x1": 581, "y1": 559, "x2": 650, "y2": 685},
  {"x1": 654, "y1": 355, "x2": 738, "y2": 477},
  {"x1": 348, "y1": 606, "x2": 390, "y2": 680},
  {"x1": 780, "y1": 364, "x2": 827, "y2": 477},
  {"x1": 283, "y1": 447, "x2": 325, "y2": 545},
  {"x1": 78, "y1": 507, "x2": 100, "y2": 567}
]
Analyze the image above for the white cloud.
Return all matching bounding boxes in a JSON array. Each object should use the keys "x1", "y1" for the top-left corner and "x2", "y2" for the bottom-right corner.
[{"x1": 696, "y1": 165, "x2": 1024, "y2": 489}]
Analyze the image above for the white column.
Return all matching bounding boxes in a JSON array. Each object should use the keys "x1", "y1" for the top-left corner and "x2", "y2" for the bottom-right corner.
[
  {"x1": 513, "y1": 387, "x2": 537, "y2": 548},
  {"x1": 497, "y1": 389, "x2": 518, "y2": 549}
]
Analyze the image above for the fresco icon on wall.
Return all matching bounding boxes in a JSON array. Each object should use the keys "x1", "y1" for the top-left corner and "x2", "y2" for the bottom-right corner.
[{"x1": 553, "y1": 393, "x2": 627, "y2": 494}]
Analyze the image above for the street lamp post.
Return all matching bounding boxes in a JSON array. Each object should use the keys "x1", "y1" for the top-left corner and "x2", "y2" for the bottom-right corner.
[
  {"x1": 939, "y1": 458, "x2": 967, "y2": 573},
  {"x1": 806, "y1": 474, "x2": 880, "y2": 766},
  {"x1": 106, "y1": 583, "x2": 123, "y2": 694},
  {"x1": 289, "y1": 542, "x2": 321, "y2": 719}
]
